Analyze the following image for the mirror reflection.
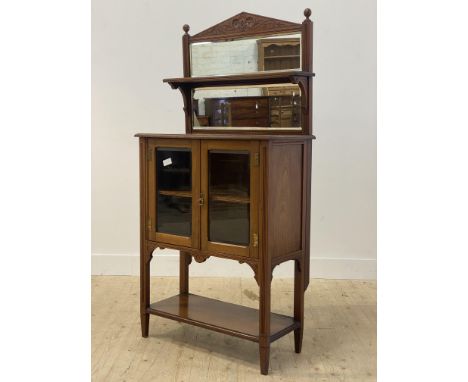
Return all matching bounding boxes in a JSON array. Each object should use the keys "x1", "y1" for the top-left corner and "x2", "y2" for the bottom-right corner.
[
  {"x1": 190, "y1": 33, "x2": 301, "y2": 77},
  {"x1": 193, "y1": 84, "x2": 301, "y2": 129}
]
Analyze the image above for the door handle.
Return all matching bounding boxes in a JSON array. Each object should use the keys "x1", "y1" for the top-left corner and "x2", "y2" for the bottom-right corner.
[{"x1": 199, "y1": 193, "x2": 205, "y2": 206}]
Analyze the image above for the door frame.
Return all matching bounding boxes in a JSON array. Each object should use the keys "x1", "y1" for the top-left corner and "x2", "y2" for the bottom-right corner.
[
  {"x1": 200, "y1": 140, "x2": 259, "y2": 259},
  {"x1": 147, "y1": 138, "x2": 200, "y2": 249}
]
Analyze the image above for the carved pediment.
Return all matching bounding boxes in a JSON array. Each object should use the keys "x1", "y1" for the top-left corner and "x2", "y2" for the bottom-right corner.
[{"x1": 191, "y1": 12, "x2": 301, "y2": 42}]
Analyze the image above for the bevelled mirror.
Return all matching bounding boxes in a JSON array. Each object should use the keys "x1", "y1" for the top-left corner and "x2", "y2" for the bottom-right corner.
[
  {"x1": 190, "y1": 33, "x2": 302, "y2": 77},
  {"x1": 192, "y1": 84, "x2": 301, "y2": 130}
]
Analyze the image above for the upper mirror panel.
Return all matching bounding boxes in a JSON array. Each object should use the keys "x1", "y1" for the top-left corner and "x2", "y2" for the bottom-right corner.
[{"x1": 190, "y1": 33, "x2": 301, "y2": 77}]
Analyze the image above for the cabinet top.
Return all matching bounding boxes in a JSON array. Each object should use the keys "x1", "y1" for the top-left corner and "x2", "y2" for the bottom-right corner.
[{"x1": 135, "y1": 133, "x2": 315, "y2": 141}]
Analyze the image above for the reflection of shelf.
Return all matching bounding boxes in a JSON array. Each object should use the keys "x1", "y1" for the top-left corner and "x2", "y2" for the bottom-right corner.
[
  {"x1": 148, "y1": 294, "x2": 299, "y2": 342},
  {"x1": 264, "y1": 55, "x2": 300, "y2": 59},
  {"x1": 159, "y1": 190, "x2": 192, "y2": 198},
  {"x1": 210, "y1": 193, "x2": 250, "y2": 204}
]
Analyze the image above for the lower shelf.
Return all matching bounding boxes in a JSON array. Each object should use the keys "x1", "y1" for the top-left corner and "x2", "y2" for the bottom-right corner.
[{"x1": 148, "y1": 293, "x2": 299, "y2": 343}]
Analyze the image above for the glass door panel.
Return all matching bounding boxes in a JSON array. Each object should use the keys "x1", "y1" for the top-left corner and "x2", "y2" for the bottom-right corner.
[
  {"x1": 208, "y1": 151, "x2": 250, "y2": 246},
  {"x1": 201, "y1": 141, "x2": 259, "y2": 259},
  {"x1": 156, "y1": 148, "x2": 192, "y2": 236}
]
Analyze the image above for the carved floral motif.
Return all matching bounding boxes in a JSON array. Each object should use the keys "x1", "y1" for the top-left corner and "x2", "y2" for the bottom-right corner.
[{"x1": 192, "y1": 12, "x2": 301, "y2": 40}]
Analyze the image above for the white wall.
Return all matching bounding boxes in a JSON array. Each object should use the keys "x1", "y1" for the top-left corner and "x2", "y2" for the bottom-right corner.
[{"x1": 92, "y1": 0, "x2": 376, "y2": 279}]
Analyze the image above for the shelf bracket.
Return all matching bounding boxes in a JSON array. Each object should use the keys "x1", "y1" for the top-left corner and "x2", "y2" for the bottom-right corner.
[
  {"x1": 239, "y1": 260, "x2": 260, "y2": 286},
  {"x1": 178, "y1": 86, "x2": 192, "y2": 118},
  {"x1": 290, "y1": 75, "x2": 308, "y2": 109},
  {"x1": 143, "y1": 243, "x2": 154, "y2": 264}
]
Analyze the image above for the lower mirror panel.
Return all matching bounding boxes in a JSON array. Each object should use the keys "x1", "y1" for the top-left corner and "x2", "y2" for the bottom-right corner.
[{"x1": 193, "y1": 84, "x2": 301, "y2": 130}]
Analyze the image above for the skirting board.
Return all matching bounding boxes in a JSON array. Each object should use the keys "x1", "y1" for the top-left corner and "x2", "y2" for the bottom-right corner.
[{"x1": 92, "y1": 250, "x2": 376, "y2": 280}]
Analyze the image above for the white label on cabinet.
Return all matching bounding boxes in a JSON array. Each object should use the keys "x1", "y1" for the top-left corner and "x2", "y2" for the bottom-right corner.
[{"x1": 163, "y1": 158, "x2": 172, "y2": 167}]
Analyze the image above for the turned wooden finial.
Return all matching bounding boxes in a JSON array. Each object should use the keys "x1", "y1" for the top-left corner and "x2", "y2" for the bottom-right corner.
[
  {"x1": 183, "y1": 24, "x2": 190, "y2": 34},
  {"x1": 304, "y1": 8, "x2": 312, "y2": 19}
]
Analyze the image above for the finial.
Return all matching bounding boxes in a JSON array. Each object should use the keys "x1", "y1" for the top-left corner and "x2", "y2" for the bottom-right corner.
[
  {"x1": 304, "y1": 8, "x2": 311, "y2": 19},
  {"x1": 183, "y1": 24, "x2": 190, "y2": 34}
]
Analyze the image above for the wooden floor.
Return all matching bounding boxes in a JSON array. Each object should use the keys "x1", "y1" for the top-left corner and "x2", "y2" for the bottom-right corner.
[{"x1": 92, "y1": 276, "x2": 376, "y2": 381}]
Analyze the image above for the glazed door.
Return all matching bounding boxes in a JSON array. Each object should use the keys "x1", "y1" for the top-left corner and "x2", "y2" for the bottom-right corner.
[
  {"x1": 147, "y1": 139, "x2": 200, "y2": 248},
  {"x1": 200, "y1": 140, "x2": 259, "y2": 258}
]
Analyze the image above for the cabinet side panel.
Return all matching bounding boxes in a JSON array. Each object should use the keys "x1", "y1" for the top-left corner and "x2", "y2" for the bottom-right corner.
[{"x1": 268, "y1": 142, "x2": 303, "y2": 259}]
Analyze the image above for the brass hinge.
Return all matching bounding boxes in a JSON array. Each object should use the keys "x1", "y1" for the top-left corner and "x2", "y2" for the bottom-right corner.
[
  {"x1": 253, "y1": 152, "x2": 259, "y2": 166},
  {"x1": 253, "y1": 233, "x2": 258, "y2": 247},
  {"x1": 147, "y1": 217, "x2": 152, "y2": 230},
  {"x1": 146, "y1": 149, "x2": 152, "y2": 161}
]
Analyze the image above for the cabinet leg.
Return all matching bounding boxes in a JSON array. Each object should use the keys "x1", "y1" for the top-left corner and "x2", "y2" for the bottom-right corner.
[
  {"x1": 140, "y1": 244, "x2": 151, "y2": 338},
  {"x1": 259, "y1": 344, "x2": 270, "y2": 375},
  {"x1": 294, "y1": 258, "x2": 305, "y2": 353},
  {"x1": 294, "y1": 327, "x2": 303, "y2": 354},
  {"x1": 141, "y1": 313, "x2": 149, "y2": 338},
  {"x1": 259, "y1": 260, "x2": 272, "y2": 375},
  {"x1": 179, "y1": 251, "x2": 191, "y2": 294}
]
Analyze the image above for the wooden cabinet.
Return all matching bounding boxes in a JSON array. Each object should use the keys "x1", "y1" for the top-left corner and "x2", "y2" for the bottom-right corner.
[
  {"x1": 141, "y1": 135, "x2": 311, "y2": 261},
  {"x1": 138, "y1": 134, "x2": 312, "y2": 371},
  {"x1": 269, "y1": 93, "x2": 301, "y2": 128},
  {"x1": 203, "y1": 95, "x2": 301, "y2": 128},
  {"x1": 257, "y1": 38, "x2": 301, "y2": 71},
  {"x1": 257, "y1": 38, "x2": 302, "y2": 128},
  {"x1": 137, "y1": 8, "x2": 314, "y2": 376},
  {"x1": 204, "y1": 96, "x2": 270, "y2": 127}
]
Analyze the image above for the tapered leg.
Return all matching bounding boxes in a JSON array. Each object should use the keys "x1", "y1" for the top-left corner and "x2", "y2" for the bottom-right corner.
[
  {"x1": 179, "y1": 251, "x2": 191, "y2": 294},
  {"x1": 141, "y1": 312, "x2": 149, "y2": 337},
  {"x1": 140, "y1": 244, "x2": 151, "y2": 338},
  {"x1": 294, "y1": 258, "x2": 305, "y2": 353},
  {"x1": 259, "y1": 345, "x2": 270, "y2": 375},
  {"x1": 294, "y1": 326, "x2": 303, "y2": 354},
  {"x1": 259, "y1": 262, "x2": 272, "y2": 375}
]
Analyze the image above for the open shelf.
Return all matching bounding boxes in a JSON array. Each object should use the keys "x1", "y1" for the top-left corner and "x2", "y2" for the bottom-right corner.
[
  {"x1": 159, "y1": 190, "x2": 192, "y2": 198},
  {"x1": 210, "y1": 194, "x2": 250, "y2": 204},
  {"x1": 163, "y1": 71, "x2": 314, "y2": 90},
  {"x1": 209, "y1": 188, "x2": 250, "y2": 204},
  {"x1": 264, "y1": 55, "x2": 300, "y2": 59},
  {"x1": 148, "y1": 294, "x2": 299, "y2": 342}
]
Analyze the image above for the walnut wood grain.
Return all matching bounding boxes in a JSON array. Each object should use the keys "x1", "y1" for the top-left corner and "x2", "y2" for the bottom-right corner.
[{"x1": 267, "y1": 141, "x2": 304, "y2": 259}]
